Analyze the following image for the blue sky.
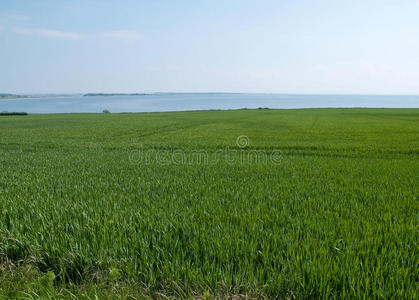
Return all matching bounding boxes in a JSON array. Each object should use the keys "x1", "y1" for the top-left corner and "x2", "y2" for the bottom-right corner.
[{"x1": 1, "y1": 0, "x2": 419, "y2": 94}]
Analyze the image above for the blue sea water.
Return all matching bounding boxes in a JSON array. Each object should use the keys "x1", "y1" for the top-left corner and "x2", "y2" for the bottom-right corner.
[{"x1": 0, "y1": 93, "x2": 418, "y2": 113}]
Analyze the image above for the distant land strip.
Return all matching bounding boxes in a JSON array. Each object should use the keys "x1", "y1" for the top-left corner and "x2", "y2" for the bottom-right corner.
[
  {"x1": 84, "y1": 93, "x2": 149, "y2": 96},
  {"x1": 0, "y1": 93, "x2": 28, "y2": 100}
]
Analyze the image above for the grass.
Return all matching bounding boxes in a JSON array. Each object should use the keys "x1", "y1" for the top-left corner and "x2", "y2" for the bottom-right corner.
[{"x1": 0, "y1": 108, "x2": 418, "y2": 299}]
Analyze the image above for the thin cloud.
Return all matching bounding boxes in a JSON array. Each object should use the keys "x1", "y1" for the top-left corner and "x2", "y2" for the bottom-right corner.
[
  {"x1": 102, "y1": 30, "x2": 141, "y2": 40},
  {"x1": 13, "y1": 27, "x2": 82, "y2": 39}
]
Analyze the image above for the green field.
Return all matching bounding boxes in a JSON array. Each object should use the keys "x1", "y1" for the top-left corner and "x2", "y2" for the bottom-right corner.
[{"x1": 0, "y1": 109, "x2": 418, "y2": 299}]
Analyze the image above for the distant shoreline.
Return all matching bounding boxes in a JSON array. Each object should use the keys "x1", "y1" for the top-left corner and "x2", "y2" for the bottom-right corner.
[
  {"x1": 0, "y1": 95, "x2": 80, "y2": 101},
  {"x1": 82, "y1": 92, "x2": 244, "y2": 96},
  {"x1": 84, "y1": 93, "x2": 150, "y2": 97},
  {"x1": 0, "y1": 94, "x2": 28, "y2": 100}
]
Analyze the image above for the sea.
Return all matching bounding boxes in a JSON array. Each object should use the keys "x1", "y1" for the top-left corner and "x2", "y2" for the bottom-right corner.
[{"x1": 1, "y1": 93, "x2": 418, "y2": 113}]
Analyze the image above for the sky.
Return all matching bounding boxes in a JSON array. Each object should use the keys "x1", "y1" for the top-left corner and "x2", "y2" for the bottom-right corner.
[{"x1": 1, "y1": 0, "x2": 419, "y2": 94}]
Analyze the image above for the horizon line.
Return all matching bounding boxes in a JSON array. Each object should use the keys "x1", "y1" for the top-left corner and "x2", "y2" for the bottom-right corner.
[{"x1": 3, "y1": 91, "x2": 419, "y2": 97}]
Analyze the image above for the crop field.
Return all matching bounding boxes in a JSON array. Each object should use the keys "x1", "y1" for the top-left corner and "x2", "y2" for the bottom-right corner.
[{"x1": 0, "y1": 108, "x2": 418, "y2": 299}]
